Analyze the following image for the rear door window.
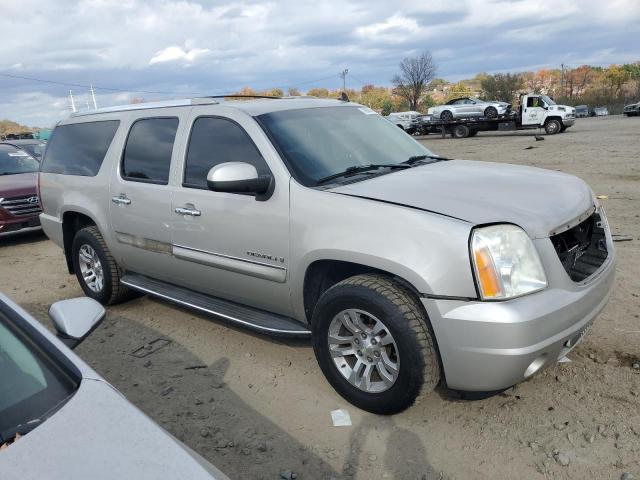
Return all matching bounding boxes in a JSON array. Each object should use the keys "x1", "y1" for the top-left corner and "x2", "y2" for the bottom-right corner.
[
  {"x1": 41, "y1": 120, "x2": 119, "y2": 176},
  {"x1": 183, "y1": 117, "x2": 269, "y2": 189},
  {"x1": 121, "y1": 118, "x2": 179, "y2": 184}
]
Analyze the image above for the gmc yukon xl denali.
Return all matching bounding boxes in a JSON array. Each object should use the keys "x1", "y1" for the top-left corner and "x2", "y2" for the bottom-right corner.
[{"x1": 38, "y1": 97, "x2": 615, "y2": 413}]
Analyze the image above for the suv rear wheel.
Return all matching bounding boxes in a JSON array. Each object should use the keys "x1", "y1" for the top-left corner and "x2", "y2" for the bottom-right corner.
[
  {"x1": 72, "y1": 226, "x2": 134, "y2": 305},
  {"x1": 312, "y1": 274, "x2": 440, "y2": 414}
]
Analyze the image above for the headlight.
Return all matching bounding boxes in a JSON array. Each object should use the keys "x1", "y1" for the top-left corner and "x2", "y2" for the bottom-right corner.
[{"x1": 471, "y1": 224, "x2": 547, "y2": 300}]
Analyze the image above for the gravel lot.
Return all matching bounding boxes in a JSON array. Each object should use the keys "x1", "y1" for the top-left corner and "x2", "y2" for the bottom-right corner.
[{"x1": 1, "y1": 115, "x2": 639, "y2": 479}]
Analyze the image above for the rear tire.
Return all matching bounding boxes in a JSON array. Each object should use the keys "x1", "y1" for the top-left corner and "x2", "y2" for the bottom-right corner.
[
  {"x1": 468, "y1": 129, "x2": 479, "y2": 137},
  {"x1": 544, "y1": 119, "x2": 562, "y2": 135},
  {"x1": 72, "y1": 226, "x2": 135, "y2": 305},
  {"x1": 452, "y1": 124, "x2": 470, "y2": 138},
  {"x1": 440, "y1": 110, "x2": 453, "y2": 122},
  {"x1": 312, "y1": 274, "x2": 441, "y2": 414}
]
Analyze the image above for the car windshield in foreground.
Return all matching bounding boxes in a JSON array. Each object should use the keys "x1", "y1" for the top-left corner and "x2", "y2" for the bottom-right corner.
[
  {"x1": 0, "y1": 145, "x2": 39, "y2": 175},
  {"x1": 0, "y1": 308, "x2": 78, "y2": 444},
  {"x1": 18, "y1": 143, "x2": 46, "y2": 160},
  {"x1": 258, "y1": 106, "x2": 436, "y2": 187}
]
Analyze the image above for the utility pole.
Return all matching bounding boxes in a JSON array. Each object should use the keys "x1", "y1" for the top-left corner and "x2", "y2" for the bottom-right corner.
[
  {"x1": 340, "y1": 68, "x2": 349, "y2": 91},
  {"x1": 69, "y1": 90, "x2": 77, "y2": 113},
  {"x1": 90, "y1": 84, "x2": 98, "y2": 109},
  {"x1": 560, "y1": 63, "x2": 565, "y2": 96}
]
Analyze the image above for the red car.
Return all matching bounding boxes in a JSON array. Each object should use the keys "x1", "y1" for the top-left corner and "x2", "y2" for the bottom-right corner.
[{"x1": 0, "y1": 143, "x2": 41, "y2": 234}]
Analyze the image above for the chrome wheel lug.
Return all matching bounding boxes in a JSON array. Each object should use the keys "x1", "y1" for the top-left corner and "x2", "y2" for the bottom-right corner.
[
  {"x1": 361, "y1": 332, "x2": 367, "y2": 339},
  {"x1": 374, "y1": 351, "x2": 381, "y2": 357},
  {"x1": 371, "y1": 339, "x2": 377, "y2": 345},
  {"x1": 357, "y1": 350, "x2": 362, "y2": 356},
  {"x1": 367, "y1": 356, "x2": 373, "y2": 363}
]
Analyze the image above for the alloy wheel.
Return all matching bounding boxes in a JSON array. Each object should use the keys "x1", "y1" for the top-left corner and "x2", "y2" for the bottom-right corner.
[{"x1": 327, "y1": 309, "x2": 400, "y2": 393}]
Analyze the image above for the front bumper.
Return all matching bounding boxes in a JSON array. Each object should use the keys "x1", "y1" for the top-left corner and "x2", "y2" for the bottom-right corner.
[
  {"x1": 562, "y1": 117, "x2": 576, "y2": 127},
  {"x1": 0, "y1": 215, "x2": 41, "y2": 234},
  {"x1": 422, "y1": 247, "x2": 615, "y2": 391}
]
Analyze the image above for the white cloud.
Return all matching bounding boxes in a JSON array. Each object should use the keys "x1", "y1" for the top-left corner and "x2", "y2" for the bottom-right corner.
[{"x1": 149, "y1": 46, "x2": 211, "y2": 65}]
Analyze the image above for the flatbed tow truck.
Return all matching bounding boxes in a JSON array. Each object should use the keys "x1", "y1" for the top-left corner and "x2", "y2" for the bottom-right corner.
[{"x1": 411, "y1": 94, "x2": 576, "y2": 138}]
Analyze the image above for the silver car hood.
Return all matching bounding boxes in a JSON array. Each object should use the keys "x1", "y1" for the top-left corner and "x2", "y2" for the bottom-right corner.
[
  {"x1": 330, "y1": 160, "x2": 594, "y2": 238},
  {"x1": 0, "y1": 378, "x2": 227, "y2": 480}
]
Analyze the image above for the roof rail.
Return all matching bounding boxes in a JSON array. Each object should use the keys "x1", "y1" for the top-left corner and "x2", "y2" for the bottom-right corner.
[{"x1": 70, "y1": 95, "x2": 289, "y2": 117}]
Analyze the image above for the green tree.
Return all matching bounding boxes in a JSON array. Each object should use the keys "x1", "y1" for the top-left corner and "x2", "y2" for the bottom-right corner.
[{"x1": 480, "y1": 73, "x2": 523, "y2": 102}]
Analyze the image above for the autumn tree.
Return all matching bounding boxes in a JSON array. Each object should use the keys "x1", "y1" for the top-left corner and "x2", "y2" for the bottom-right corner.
[
  {"x1": 480, "y1": 73, "x2": 523, "y2": 102},
  {"x1": 445, "y1": 82, "x2": 474, "y2": 101},
  {"x1": 287, "y1": 87, "x2": 300, "y2": 96},
  {"x1": 307, "y1": 87, "x2": 329, "y2": 98},
  {"x1": 392, "y1": 51, "x2": 437, "y2": 110}
]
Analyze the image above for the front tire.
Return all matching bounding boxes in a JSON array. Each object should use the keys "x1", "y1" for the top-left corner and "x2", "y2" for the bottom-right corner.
[
  {"x1": 312, "y1": 274, "x2": 441, "y2": 414},
  {"x1": 544, "y1": 118, "x2": 562, "y2": 134},
  {"x1": 484, "y1": 106, "x2": 498, "y2": 118},
  {"x1": 72, "y1": 226, "x2": 134, "y2": 305}
]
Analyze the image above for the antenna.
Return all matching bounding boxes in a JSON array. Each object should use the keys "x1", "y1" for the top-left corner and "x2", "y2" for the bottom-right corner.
[
  {"x1": 69, "y1": 90, "x2": 77, "y2": 113},
  {"x1": 90, "y1": 84, "x2": 98, "y2": 109}
]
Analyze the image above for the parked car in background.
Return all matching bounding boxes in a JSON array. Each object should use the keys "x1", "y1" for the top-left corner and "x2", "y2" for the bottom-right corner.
[
  {"x1": 386, "y1": 111, "x2": 421, "y2": 132},
  {"x1": 1, "y1": 139, "x2": 47, "y2": 161},
  {"x1": 39, "y1": 97, "x2": 614, "y2": 414},
  {"x1": 0, "y1": 292, "x2": 228, "y2": 479},
  {"x1": 0, "y1": 144, "x2": 41, "y2": 235},
  {"x1": 428, "y1": 97, "x2": 510, "y2": 121},
  {"x1": 623, "y1": 101, "x2": 639, "y2": 116},
  {"x1": 591, "y1": 107, "x2": 609, "y2": 117},
  {"x1": 575, "y1": 105, "x2": 589, "y2": 118}
]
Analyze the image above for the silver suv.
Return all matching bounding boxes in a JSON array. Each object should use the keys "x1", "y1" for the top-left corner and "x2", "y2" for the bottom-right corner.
[{"x1": 38, "y1": 97, "x2": 615, "y2": 414}]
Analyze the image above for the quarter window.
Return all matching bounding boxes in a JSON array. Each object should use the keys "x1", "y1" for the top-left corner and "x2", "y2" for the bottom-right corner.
[
  {"x1": 184, "y1": 117, "x2": 268, "y2": 189},
  {"x1": 41, "y1": 120, "x2": 119, "y2": 176},
  {"x1": 121, "y1": 118, "x2": 179, "y2": 184}
]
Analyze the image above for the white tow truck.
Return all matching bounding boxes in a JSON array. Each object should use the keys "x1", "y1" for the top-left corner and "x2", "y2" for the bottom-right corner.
[{"x1": 413, "y1": 94, "x2": 576, "y2": 138}]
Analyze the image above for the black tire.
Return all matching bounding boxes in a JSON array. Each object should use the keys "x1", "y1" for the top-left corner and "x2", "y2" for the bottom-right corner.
[
  {"x1": 396, "y1": 124, "x2": 405, "y2": 130},
  {"x1": 468, "y1": 129, "x2": 479, "y2": 137},
  {"x1": 452, "y1": 124, "x2": 470, "y2": 138},
  {"x1": 312, "y1": 274, "x2": 441, "y2": 414},
  {"x1": 71, "y1": 226, "x2": 134, "y2": 305},
  {"x1": 440, "y1": 110, "x2": 453, "y2": 122},
  {"x1": 560, "y1": 124, "x2": 567, "y2": 132},
  {"x1": 544, "y1": 118, "x2": 562, "y2": 135},
  {"x1": 484, "y1": 106, "x2": 498, "y2": 118}
]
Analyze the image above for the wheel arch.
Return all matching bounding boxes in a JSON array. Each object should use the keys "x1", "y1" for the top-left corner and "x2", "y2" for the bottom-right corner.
[
  {"x1": 62, "y1": 210, "x2": 98, "y2": 273},
  {"x1": 301, "y1": 258, "x2": 425, "y2": 324}
]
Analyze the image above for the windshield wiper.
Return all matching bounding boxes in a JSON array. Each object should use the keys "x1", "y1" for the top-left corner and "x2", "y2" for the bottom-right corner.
[
  {"x1": 316, "y1": 163, "x2": 410, "y2": 185},
  {"x1": 402, "y1": 154, "x2": 450, "y2": 165}
]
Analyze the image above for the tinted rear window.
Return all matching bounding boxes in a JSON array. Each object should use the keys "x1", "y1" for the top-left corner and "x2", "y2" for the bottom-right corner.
[
  {"x1": 121, "y1": 118, "x2": 178, "y2": 184},
  {"x1": 41, "y1": 121, "x2": 119, "y2": 176}
]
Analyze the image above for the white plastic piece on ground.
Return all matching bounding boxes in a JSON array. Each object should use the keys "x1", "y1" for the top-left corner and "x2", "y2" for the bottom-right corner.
[
  {"x1": 558, "y1": 356, "x2": 572, "y2": 363},
  {"x1": 331, "y1": 409, "x2": 352, "y2": 427}
]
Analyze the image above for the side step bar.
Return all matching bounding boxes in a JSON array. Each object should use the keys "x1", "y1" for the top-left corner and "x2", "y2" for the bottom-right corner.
[{"x1": 121, "y1": 273, "x2": 311, "y2": 337}]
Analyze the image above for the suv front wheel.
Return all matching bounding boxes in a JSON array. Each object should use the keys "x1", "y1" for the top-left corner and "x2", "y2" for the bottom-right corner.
[
  {"x1": 71, "y1": 226, "x2": 133, "y2": 305},
  {"x1": 312, "y1": 274, "x2": 441, "y2": 414}
]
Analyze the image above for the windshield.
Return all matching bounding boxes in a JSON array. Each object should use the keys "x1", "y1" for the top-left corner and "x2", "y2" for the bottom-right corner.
[
  {"x1": 540, "y1": 95, "x2": 557, "y2": 106},
  {"x1": 0, "y1": 145, "x2": 40, "y2": 175},
  {"x1": 0, "y1": 308, "x2": 77, "y2": 443},
  {"x1": 258, "y1": 106, "x2": 434, "y2": 186},
  {"x1": 19, "y1": 143, "x2": 46, "y2": 161}
]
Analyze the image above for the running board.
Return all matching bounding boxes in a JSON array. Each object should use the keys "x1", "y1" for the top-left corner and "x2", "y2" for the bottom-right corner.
[{"x1": 121, "y1": 273, "x2": 311, "y2": 337}]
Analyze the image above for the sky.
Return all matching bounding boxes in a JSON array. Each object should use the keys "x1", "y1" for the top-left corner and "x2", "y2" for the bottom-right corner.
[{"x1": 1, "y1": 0, "x2": 639, "y2": 126}]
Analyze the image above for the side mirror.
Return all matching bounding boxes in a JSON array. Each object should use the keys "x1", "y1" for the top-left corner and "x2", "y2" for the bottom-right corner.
[
  {"x1": 49, "y1": 297, "x2": 106, "y2": 349},
  {"x1": 206, "y1": 162, "x2": 272, "y2": 197}
]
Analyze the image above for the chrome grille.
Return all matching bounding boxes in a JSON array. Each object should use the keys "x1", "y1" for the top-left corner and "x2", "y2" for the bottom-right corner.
[{"x1": 0, "y1": 195, "x2": 42, "y2": 217}]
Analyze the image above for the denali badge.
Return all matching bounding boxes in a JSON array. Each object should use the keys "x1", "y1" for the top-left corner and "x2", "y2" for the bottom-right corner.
[{"x1": 247, "y1": 251, "x2": 285, "y2": 263}]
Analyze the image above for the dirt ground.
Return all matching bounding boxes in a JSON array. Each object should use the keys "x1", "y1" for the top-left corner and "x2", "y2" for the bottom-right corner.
[{"x1": 1, "y1": 115, "x2": 639, "y2": 480}]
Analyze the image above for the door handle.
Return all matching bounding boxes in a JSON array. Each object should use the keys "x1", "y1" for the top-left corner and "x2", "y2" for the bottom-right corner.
[
  {"x1": 175, "y1": 206, "x2": 201, "y2": 217},
  {"x1": 111, "y1": 195, "x2": 131, "y2": 205}
]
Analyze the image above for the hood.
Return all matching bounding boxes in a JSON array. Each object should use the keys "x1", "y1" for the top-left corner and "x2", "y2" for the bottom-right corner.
[
  {"x1": 0, "y1": 379, "x2": 227, "y2": 480},
  {"x1": 330, "y1": 160, "x2": 594, "y2": 238},
  {"x1": 0, "y1": 172, "x2": 38, "y2": 198}
]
